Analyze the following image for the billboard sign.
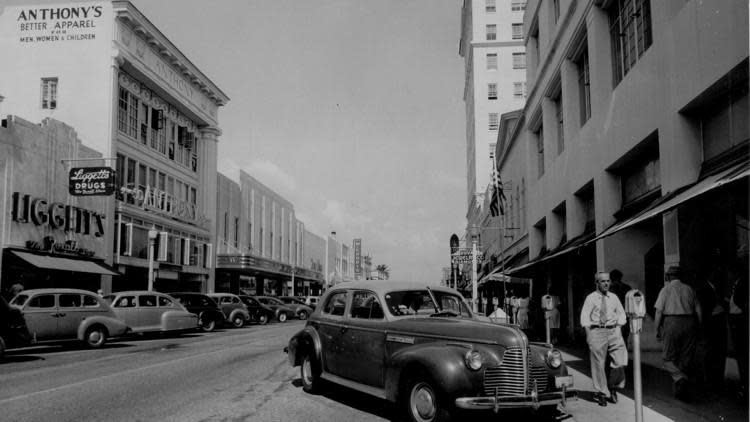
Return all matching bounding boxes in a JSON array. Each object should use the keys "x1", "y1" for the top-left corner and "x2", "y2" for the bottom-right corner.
[{"x1": 353, "y1": 238, "x2": 362, "y2": 278}]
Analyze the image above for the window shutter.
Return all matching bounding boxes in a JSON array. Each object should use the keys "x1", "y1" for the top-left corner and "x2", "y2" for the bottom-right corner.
[
  {"x1": 157, "y1": 232, "x2": 169, "y2": 261},
  {"x1": 178, "y1": 126, "x2": 187, "y2": 145},
  {"x1": 203, "y1": 243, "x2": 213, "y2": 268},
  {"x1": 124, "y1": 223, "x2": 133, "y2": 256},
  {"x1": 182, "y1": 238, "x2": 191, "y2": 265},
  {"x1": 151, "y1": 109, "x2": 164, "y2": 130}
]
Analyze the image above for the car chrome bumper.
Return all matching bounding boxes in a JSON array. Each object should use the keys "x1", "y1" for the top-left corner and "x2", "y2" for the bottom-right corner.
[{"x1": 455, "y1": 387, "x2": 577, "y2": 411}]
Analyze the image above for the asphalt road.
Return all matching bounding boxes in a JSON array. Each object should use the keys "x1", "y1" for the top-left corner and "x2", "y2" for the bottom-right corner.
[{"x1": 0, "y1": 320, "x2": 589, "y2": 422}]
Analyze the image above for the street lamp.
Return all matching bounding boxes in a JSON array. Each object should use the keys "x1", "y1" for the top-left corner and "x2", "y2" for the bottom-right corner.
[
  {"x1": 469, "y1": 224, "x2": 480, "y2": 313},
  {"x1": 147, "y1": 226, "x2": 158, "y2": 291}
]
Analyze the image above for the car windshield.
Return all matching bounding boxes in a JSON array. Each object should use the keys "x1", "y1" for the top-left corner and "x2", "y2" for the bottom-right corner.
[
  {"x1": 384, "y1": 290, "x2": 473, "y2": 318},
  {"x1": 260, "y1": 297, "x2": 283, "y2": 306},
  {"x1": 10, "y1": 294, "x2": 29, "y2": 307}
]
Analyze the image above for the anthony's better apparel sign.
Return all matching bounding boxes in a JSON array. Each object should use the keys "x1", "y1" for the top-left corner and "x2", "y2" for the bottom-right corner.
[{"x1": 69, "y1": 167, "x2": 115, "y2": 196}]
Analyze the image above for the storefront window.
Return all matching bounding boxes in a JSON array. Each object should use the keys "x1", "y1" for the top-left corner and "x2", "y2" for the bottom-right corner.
[{"x1": 131, "y1": 226, "x2": 149, "y2": 259}]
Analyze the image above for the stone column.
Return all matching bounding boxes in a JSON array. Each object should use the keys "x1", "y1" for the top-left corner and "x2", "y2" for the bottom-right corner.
[{"x1": 198, "y1": 126, "x2": 221, "y2": 293}]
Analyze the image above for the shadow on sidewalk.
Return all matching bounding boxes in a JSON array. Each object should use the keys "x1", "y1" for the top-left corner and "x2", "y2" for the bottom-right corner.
[{"x1": 559, "y1": 345, "x2": 749, "y2": 422}]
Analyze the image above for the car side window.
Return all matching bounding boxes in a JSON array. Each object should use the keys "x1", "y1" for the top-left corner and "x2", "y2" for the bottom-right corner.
[
  {"x1": 115, "y1": 296, "x2": 137, "y2": 307},
  {"x1": 139, "y1": 295, "x2": 157, "y2": 307},
  {"x1": 59, "y1": 294, "x2": 82, "y2": 308},
  {"x1": 323, "y1": 292, "x2": 347, "y2": 316},
  {"x1": 28, "y1": 294, "x2": 55, "y2": 308},
  {"x1": 158, "y1": 296, "x2": 173, "y2": 307},
  {"x1": 83, "y1": 295, "x2": 100, "y2": 307},
  {"x1": 232, "y1": 297, "x2": 240, "y2": 304},
  {"x1": 201, "y1": 297, "x2": 214, "y2": 307},
  {"x1": 350, "y1": 291, "x2": 384, "y2": 319}
]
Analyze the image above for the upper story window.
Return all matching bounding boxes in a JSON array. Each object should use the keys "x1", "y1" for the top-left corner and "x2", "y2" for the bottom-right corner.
[
  {"x1": 489, "y1": 113, "x2": 499, "y2": 130},
  {"x1": 554, "y1": 92, "x2": 564, "y2": 155},
  {"x1": 513, "y1": 52, "x2": 526, "y2": 69},
  {"x1": 489, "y1": 143, "x2": 496, "y2": 163},
  {"x1": 513, "y1": 82, "x2": 527, "y2": 99},
  {"x1": 511, "y1": 1, "x2": 526, "y2": 11},
  {"x1": 574, "y1": 39, "x2": 591, "y2": 125},
  {"x1": 486, "y1": 0, "x2": 496, "y2": 13},
  {"x1": 512, "y1": 23, "x2": 524, "y2": 40},
  {"x1": 608, "y1": 0, "x2": 653, "y2": 86},
  {"x1": 575, "y1": 182, "x2": 595, "y2": 233},
  {"x1": 487, "y1": 53, "x2": 498, "y2": 70},
  {"x1": 486, "y1": 24, "x2": 497, "y2": 41},
  {"x1": 621, "y1": 155, "x2": 660, "y2": 205},
  {"x1": 536, "y1": 125, "x2": 545, "y2": 178},
  {"x1": 41, "y1": 77, "x2": 58, "y2": 109},
  {"x1": 488, "y1": 83, "x2": 498, "y2": 100}
]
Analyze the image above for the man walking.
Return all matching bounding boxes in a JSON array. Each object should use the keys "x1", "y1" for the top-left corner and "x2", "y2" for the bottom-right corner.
[
  {"x1": 580, "y1": 271, "x2": 628, "y2": 406},
  {"x1": 654, "y1": 265, "x2": 703, "y2": 401}
]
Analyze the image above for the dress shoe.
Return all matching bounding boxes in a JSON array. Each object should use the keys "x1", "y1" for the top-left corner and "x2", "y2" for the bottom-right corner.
[
  {"x1": 597, "y1": 393, "x2": 607, "y2": 407},
  {"x1": 609, "y1": 389, "x2": 618, "y2": 404}
]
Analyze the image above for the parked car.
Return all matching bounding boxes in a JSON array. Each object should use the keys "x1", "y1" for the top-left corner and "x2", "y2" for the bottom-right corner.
[
  {"x1": 278, "y1": 296, "x2": 314, "y2": 320},
  {"x1": 168, "y1": 292, "x2": 225, "y2": 332},
  {"x1": 207, "y1": 293, "x2": 251, "y2": 328},
  {"x1": 286, "y1": 281, "x2": 576, "y2": 422},
  {"x1": 255, "y1": 296, "x2": 295, "y2": 322},
  {"x1": 303, "y1": 295, "x2": 320, "y2": 309},
  {"x1": 238, "y1": 295, "x2": 275, "y2": 325},
  {"x1": 0, "y1": 295, "x2": 31, "y2": 359},
  {"x1": 9, "y1": 288, "x2": 129, "y2": 348},
  {"x1": 104, "y1": 291, "x2": 198, "y2": 335}
]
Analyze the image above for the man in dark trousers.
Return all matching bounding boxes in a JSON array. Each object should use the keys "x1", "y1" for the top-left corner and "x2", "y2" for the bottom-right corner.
[
  {"x1": 580, "y1": 271, "x2": 628, "y2": 406},
  {"x1": 654, "y1": 265, "x2": 703, "y2": 401}
]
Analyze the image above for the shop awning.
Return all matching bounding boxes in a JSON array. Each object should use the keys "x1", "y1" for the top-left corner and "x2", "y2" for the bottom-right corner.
[
  {"x1": 12, "y1": 251, "x2": 120, "y2": 276},
  {"x1": 589, "y1": 159, "x2": 749, "y2": 244},
  {"x1": 505, "y1": 232, "x2": 595, "y2": 276}
]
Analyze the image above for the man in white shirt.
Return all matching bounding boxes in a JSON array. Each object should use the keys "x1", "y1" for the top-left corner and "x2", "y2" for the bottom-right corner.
[{"x1": 580, "y1": 271, "x2": 628, "y2": 406}]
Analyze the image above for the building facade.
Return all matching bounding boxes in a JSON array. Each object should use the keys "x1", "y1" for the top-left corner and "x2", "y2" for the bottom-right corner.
[
  {"x1": 215, "y1": 171, "x2": 323, "y2": 296},
  {"x1": 0, "y1": 117, "x2": 119, "y2": 296},
  {"x1": 0, "y1": 1, "x2": 229, "y2": 294},
  {"x1": 459, "y1": 0, "x2": 527, "y2": 208},
  {"x1": 488, "y1": 0, "x2": 748, "y2": 344}
]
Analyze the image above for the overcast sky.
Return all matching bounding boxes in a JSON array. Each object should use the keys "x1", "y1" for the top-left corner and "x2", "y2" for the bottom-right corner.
[{"x1": 6, "y1": 0, "x2": 468, "y2": 283}]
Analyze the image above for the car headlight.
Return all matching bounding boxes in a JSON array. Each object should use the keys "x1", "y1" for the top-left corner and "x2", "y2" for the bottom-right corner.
[
  {"x1": 464, "y1": 349, "x2": 483, "y2": 371},
  {"x1": 546, "y1": 349, "x2": 563, "y2": 368}
]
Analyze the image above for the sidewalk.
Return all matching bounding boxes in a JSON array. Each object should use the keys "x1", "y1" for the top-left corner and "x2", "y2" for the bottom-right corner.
[{"x1": 556, "y1": 345, "x2": 749, "y2": 422}]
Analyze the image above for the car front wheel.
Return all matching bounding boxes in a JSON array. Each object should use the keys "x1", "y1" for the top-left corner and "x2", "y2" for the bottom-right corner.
[
  {"x1": 84, "y1": 325, "x2": 108, "y2": 348},
  {"x1": 232, "y1": 315, "x2": 245, "y2": 328},
  {"x1": 301, "y1": 352, "x2": 323, "y2": 394},
  {"x1": 199, "y1": 316, "x2": 216, "y2": 332},
  {"x1": 403, "y1": 374, "x2": 451, "y2": 422},
  {"x1": 297, "y1": 310, "x2": 308, "y2": 320},
  {"x1": 278, "y1": 312, "x2": 287, "y2": 323},
  {"x1": 257, "y1": 314, "x2": 269, "y2": 325}
]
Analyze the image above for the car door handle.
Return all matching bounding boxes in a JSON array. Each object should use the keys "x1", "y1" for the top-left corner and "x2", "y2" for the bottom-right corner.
[
  {"x1": 50, "y1": 313, "x2": 60, "y2": 317},
  {"x1": 57, "y1": 312, "x2": 66, "y2": 317},
  {"x1": 340, "y1": 326, "x2": 347, "y2": 334}
]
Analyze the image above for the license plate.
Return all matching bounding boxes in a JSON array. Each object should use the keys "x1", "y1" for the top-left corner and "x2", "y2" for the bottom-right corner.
[{"x1": 555, "y1": 375, "x2": 573, "y2": 388}]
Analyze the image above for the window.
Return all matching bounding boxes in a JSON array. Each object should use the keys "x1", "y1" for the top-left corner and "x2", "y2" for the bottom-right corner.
[
  {"x1": 487, "y1": 53, "x2": 498, "y2": 70},
  {"x1": 512, "y1": 23, "x2": 524, "y2": 40},
  {"x1": 41, "y1": 77, "x2": 58, "y2": 109},
  {"x1": 621, "y1": 156, "x2": 660, "y2": 204},
  {"x1": 553, "y1": 202, "x2": 567, "y2": 242},
  {"x1": 489, "y1": 143, "x2": 496, "y2": 163},
  {"x1": 609, "y1": 0, "x2": 653, "y2": 86},
  {"x1": 223, "y1": 212, "x2": 229, "y2": 243},
  {"x1": 59, "y1": 294, "x2": 82, "y2": 308},
  {"x1": 489, "y1": 113, "x2": 499, "y2": 130},
  {"x1": 488, "y1": 83, "x2": 498, "y2": 100},
  {"x1": 486, "y1": 24, "x2": 497, "y2": 41},
  {"x1": 536, "y1": 126, "x2": 545, "y2": 178},
  {"x1": 323, "y1": 292, "x2": 347, "y2": 316},
  {"x1": 28, "y1": 295, "x2": 55, "y2": 308},
  {"x1": 511, "y1": 1, "x2": 526, "y2": 11},
  {"x1": 513, "y1": 82, "x2": 526, "y2": 98},
  {"x1": 234, "y1": 217, "x2": 239, "y2": 248},
  {"x1": 140, "y1": 103, "x2": 149, "y2": 145},
  {"x1": 350, "y1": 291, "x2": 384, "y2": 319},
  {"x1": 138, "y1": 164, "x2": 147, "y2": 192},
  {"x1": 513, "y1": 52, "x2": 526, "y2": 69},
  {"x1": 486, "y1": 0, "x2": 496, "y2": 12},
  {"x1": 158, "y1": 296, "x2": 173, "y2": 307},
  {"x1": 554, "y1": 93, "x2": 564, "y2": 154},
  {"x1": 700, "y1": 91, "x2": 749, "y2": 162},
  {"x1": 575, "y1": 43, "x2": 592, "y2": 125},
  {"x1": 117, "y1": 88, "x2": 139, "y2": 138},
  {"x1": 552, "y1": 0, "x2": 560, "y2": 23},
  {"x1": 576, "y1": 183, "x2": 595, "y2": 233},
  {"x1": 83, "y1": 295, "x2": 99, "y2": 307},
  {"x1": 139, "y1": 295, "x2": 157, "y2": 307}
]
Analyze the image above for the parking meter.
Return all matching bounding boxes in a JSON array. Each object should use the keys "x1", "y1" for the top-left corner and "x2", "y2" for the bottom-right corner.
[{"x1": 625, "y1": 289, "x2": 645, "y2": 334}]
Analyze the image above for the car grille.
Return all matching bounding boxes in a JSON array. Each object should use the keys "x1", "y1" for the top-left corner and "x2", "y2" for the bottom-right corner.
[{"x1": 483, "y1": 347, "x2": 549, "y2": 396}]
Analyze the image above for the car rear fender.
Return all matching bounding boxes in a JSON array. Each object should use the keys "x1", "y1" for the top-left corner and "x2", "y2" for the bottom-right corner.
[
  {"x1": 287, "y1": 326, "x2": 321, "y2": 367},
  {"x1": 385, "y1": 343, "x2": 484, "y2": 402},
  {"x1": 229, "y1": 309, "x2": 250, "y2": 321},
  {"x1": 76, "y1": 316, "x2": 126, "y2": 340}
]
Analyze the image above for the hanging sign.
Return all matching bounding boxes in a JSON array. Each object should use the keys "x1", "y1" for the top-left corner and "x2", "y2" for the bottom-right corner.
[{"x1": 69, "y1": 167, "x2": 116, "y2": 196}]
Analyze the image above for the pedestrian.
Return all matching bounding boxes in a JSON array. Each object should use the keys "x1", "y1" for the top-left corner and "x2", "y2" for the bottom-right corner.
[
  {"x1": 542, "y1": 291, "x2": 561, "y2": 344},
  {"x1": 608, "y1": 269, "x2": 632, "y2": 346},
  {"x1": 654, "y1": 265, "x2": 703, "y2": 401},
  {"x1": 516, "y1": 295, "x2": 530, "y2": 329},
  {"x1": 580, "y1": 271, "x2": 628, "y2": 406},
  {"x1": 727, "y1": 260, "x2": 748, "y2": 400}
]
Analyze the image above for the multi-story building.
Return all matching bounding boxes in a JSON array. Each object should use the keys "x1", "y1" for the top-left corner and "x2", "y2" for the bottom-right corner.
[
  {"x1": 0, "y1": 1, "x2": 229, "y2": 293},
  {"x1": 215, "y1": 171, "x2": 322, "y2": 296},
  {"x1": 490, "y1": 0, "x2": 747, "y2": 343},
  {"x1": 459, "y1": 0, "x2": 527, "y2": 209}
]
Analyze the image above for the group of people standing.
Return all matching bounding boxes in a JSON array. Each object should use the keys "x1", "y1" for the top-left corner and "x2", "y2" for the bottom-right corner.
[{"x1": 579, "y1": 263, "x2": 748, "y2": 407}]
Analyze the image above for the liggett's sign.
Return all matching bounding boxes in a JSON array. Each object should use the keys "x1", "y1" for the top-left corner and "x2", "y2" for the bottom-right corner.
[
  {"x1": 69, "y1": 167, "x2": 116, "y2": 196},
  {"x1": 11, "y1": 192, "x2": 105, "y2": 237}
]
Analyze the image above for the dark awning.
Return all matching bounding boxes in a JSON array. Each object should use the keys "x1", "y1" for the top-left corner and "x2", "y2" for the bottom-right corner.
[
  {"x1": 12, "y1": 251, "x2": 120, "y2": 276},
  {"x1": 589, "y1": 159, "x2": 748, "y2": 244},
  {"x1": 505, "y1": 232, "x2": 595, "y2": 276}
]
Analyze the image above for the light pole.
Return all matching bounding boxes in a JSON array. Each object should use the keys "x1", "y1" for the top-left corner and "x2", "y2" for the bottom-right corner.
[
  {"x1": 469, "y1": 224, "x2": 480, "y2": 313},
  {"x1": 147, "y1": 226, "x2": 158, "y2": 291}
]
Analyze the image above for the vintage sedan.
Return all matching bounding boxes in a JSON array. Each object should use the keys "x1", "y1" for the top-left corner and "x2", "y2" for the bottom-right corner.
[
  {"x1": 238, "y1": 295, "x2": 275, "y2": 325},
  {"x1": 278, "y1": 296, "x2": 314, "y2": 320},
  {"x1": 10, "y1": 288, "x2": 129, "y2": 348},
  {"x1": 105, "y1": 291, "x2": 198, "y2": 335},
  {"x1": 286, "y1": 281, "x2": 575, "y2": 422},
  {"x1": 256, "y1": 296, "x2": 295, "y2": 322},
  {"x1": 208, "y1": 293, "x2": 251, "y2": 328},
  {"x1": 169, "y1": 292, "x2": 225, "y2": 332}
]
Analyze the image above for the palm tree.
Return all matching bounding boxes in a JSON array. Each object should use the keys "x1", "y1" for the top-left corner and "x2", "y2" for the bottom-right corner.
[{"x1": 375, "y1": 264, "x2": 390, "y2": 280}]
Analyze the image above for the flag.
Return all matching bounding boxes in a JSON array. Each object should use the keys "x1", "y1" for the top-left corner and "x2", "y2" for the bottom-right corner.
[{"x1": 489, "y1": 172, "x2": 506, "y2": 217}]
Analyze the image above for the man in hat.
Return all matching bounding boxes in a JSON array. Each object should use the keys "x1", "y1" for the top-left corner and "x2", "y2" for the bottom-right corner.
[
  {"x1": 580, "y1": 271, "x2": 628, "y2": 406},
  {"x1": 654, "y1": 265, "x2": 703, "y2": 401}
]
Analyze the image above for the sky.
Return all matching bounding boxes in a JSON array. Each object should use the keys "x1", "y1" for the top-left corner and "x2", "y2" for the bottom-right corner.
[{"x1": 4, "y1": 0, "x2": 469, "y2": 283}]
